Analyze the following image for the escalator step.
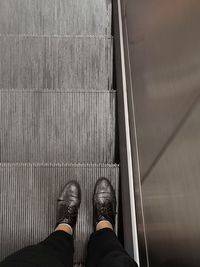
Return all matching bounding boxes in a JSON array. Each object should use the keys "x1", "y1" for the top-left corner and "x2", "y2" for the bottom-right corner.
[
  {"x1": 0, "y1": 90, "x2": 116, "y2": 163},
  {"x1": 0, "y1": 163, "x2": 119, "y2": 263},
  {"x1": 0, "y1": 35, "x2": 113, "y2": 90},
  {"x1": 0, "y1": 0, "x2": 111, "y2": 36}
]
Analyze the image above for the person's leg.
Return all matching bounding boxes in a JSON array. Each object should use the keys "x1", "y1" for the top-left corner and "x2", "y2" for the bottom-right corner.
[
  {"x1": 0, "y1": 229, "x2": 73, "y2": 267},
  {"x1": 86, "y1": 178, "x2": 138, "y2": 267},
  {"x1": 0, "y1": 181, "x2": 81, "y2": 267},
  {"x1": 86, "y1": 227, "x2": 137, "y2": 267}
]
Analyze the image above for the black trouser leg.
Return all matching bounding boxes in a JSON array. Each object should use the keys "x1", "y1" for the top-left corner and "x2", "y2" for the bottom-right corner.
[
  {"x1": 86, "y1": 228, "x2": 138, "y2": 267},
  {"x1": 0, "y1": 231, "x2": 74, "y2": 267}
]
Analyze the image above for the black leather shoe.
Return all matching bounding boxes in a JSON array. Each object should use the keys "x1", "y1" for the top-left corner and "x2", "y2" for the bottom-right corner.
[
  {"x1": 93, "y1": 177, "x2": 116, "y2": 229},
  {"x1": 56, "y1": 181, "x2": 81, "y2": 230}
]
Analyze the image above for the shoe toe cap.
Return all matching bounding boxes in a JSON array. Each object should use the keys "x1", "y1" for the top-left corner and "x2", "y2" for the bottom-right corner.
[{"x1": 59, "y1": 181, "x2": 81, "y2": 204}]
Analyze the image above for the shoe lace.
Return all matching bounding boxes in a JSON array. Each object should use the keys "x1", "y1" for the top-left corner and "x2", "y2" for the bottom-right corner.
[
  {"x1": 97, "y1": 202, "x2": 113, "y2": 217},
  {"x1": 60, "y1": 203, "x2": 78, "y2": 219}
]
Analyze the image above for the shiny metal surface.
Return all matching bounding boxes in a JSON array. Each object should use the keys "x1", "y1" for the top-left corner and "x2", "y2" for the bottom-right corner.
[
  {"x1": 123, "y1": 1, "x2": 200, "y2": 266},
  {"x1": 116, "y1": 0, "x2": 140, "y2": 264}
]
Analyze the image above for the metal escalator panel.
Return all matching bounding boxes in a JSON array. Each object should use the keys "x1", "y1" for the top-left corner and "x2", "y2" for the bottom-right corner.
[
  {"x1": 0, "y1": 0, "x2": 111, "y2": 36},
  {"x1": 121, "y1": 0, "x2": 200, "y2": 266},
  {"x1": 0, "y1": 36, "x2": 113, "y2": 90},
  {"x1": 0, "y1": 90, "x2": 116, "y2": 163},
  {"x1": 0, "y1": 0, "x2": 119, "y2": 264}
]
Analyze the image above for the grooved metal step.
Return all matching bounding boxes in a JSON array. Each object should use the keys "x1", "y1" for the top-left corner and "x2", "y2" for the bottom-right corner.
[
  {"x1": 0, "y1": 35, "x2": 113, "y2": 90},
  {"x1": 0, "y1": 163, "x2": 119, "y2": 263},
  {"x1": 0, "y1": 0, "x2": 111, "y2": 35},
  {"x1": 0, "y1": 90, "x2": 116, "y2": 163}
]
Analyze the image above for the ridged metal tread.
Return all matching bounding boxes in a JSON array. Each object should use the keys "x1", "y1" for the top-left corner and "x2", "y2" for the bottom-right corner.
[
  {"x1": 0, "y1": 163, "x2": 119, "y2": 263},
  {"x1": 0, "y1": 35, "x2": 113, "y2": 90},
  {"x1": 0, "y1": 0, "x2": 111, "y2": 36},
  {"x1": 0, "y1": 90, "x2": 116, "y2": 163}
]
